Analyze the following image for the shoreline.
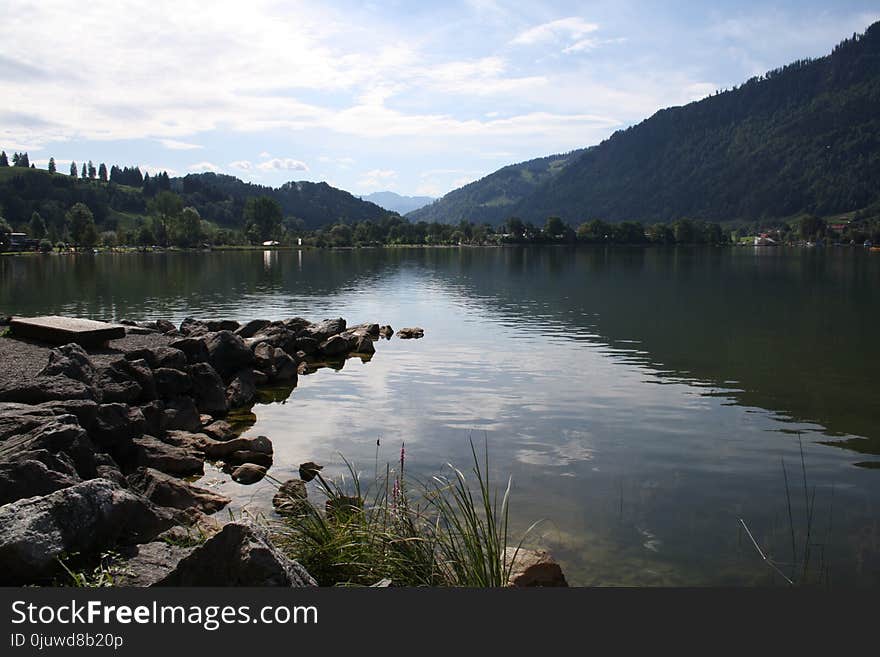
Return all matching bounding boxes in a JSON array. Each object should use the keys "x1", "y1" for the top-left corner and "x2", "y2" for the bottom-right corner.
[{"x1": 0, "y1": 315, "x2": 407, "y2": 586}]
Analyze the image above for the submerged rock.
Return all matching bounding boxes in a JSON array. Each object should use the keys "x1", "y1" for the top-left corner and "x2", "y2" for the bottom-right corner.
[
  {"x1": 396, "y1": 327, "x2": 425, "y2": 339},
  {"x1": 272, "y1": 479, "x2": 308, "y2": 515},
  {"x1": 231, "y1": 463, "x2": 266, "y2": 484},
  {"x1": 503, "y1": 548, "x2": 568, "y2": 587}
]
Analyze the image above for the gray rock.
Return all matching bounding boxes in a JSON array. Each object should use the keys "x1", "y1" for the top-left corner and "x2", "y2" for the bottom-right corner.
[
  {"x1": 202, "y1": 420, "x2": 235, "y2": 441},
  {"x1": 272, "y1": 479, "x2": 308, "y2": 515},
  {"x1": 396, "y1": 327, "x2": 425, "y2": 339},
  {"x1": 0, "y1": 459, "x2": 80, "y2": 505},
  {"x1": 130, "y1": 435, "x2": 204, "y2": 476},
  {"x1": 0, "y1": 479, "x2": 175, "y2": 584},
  {"x1": 353, "y1": 334, "x2": 375, "y2": 355},
  {"x1": 125, "y1": 346, "x2": 188, "y2": 371},
  {"x1": 294, "y1": 336, "x2": 319, "y2": 355},
  {"x1": 91, "y1": 403, "x2": 146, "y2": 448},
  {"x1": 179, "y1": 317, "x2": 209, "y2": 336},
  {"x1": 39, "y1": 343, "x2": 96, "y2": 384},
  {"x1": 280, "y1": 317, "x2": 312, "y2": 332},
  {"x1": 128, "y1": 467, "x2": 231, "y2": 514},
  {"x1": 227, "y1": 450, "x2": 273, "y2": 468},
  {"x1": 187, "y1": 362, "x2": 228, "y2": 417},
  {"x1": 166, "y1": 338, "x2": 209, "y2": 365},
  {"x1": 154, "y1": 367, "x2": 192, "y2": 399},
  {"x1": 154, "y1": 521, "x2": 316, "y2": 586},
  {"x1": 319, "y1": 334, "x2": 354, "y2": 357},
  {"x1": 231, "y1": 463, "x2": 266, "y2": 484},
  {"x1": 248, "y1": 325, "x2": 297, "y2": 353},
  {"x1": 226, "y1": 369, "x2": 256, "y2": 408},
  {"x1": 235, "y1": 319, "x2": 271, "y2": 339},
  {"x1": 37, "y1": 399, "x2": 100, "y2": 430},
  {"x1": 161, "y1": 397, "x2": 201, "y2": 432},
  {"x1": 205, "y1": 331, "x2": 254, "y2": 380},
  {"x1": 205, "y1": 319, "x2": 241, "y2": 332},
  {"x1": 203, "y1": 434, "x2": 272, "y2": 459},
  {"x1": 0, "y1": 374, "x2": 97, "y2": 403},
  {"x1": 118, "y1": 541, "x2": 195, "y2": 587},
  {"x1": 301, "y1": 318, "x2": 346, "y2": 342},
  {"x1": 138, "y1": 400, "x2": 165, "y2": 437},
  {"x1": 379, "y1": 325, "x2": 393, "y2": 339},
  {"x1": 94, "y1": 361, "x2": 144, "y2": 404},
  {"x1": 503, "y1": 548, "x2": 568, "y2": 587},
  {"x1": 273, "y1": 349, "x2": 298, "y2": 383}
]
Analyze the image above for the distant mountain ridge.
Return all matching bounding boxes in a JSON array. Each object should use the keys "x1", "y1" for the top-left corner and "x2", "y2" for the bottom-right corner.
[
  {"x1": 413, "y1": 22, "x2": 880, "y2": 226},
  {"x1": 359, "y1": 191, "x2": 434, "y2": 214}
]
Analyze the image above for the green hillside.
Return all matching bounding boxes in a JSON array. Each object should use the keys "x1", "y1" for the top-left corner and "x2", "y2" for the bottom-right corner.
[
  {"x1": 420, "y1": 22, "x2": 880, "y2": 227},
  {"x1": 406, "y1": 149, "x2": 586, "y2": 225}
]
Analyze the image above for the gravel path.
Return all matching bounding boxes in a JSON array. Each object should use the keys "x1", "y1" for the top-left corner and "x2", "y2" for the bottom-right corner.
[{"x1": 0, "y1": 333, "x2": 173, "y2": 385}]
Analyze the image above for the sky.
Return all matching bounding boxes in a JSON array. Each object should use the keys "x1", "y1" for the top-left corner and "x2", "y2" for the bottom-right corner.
[{"x1": 1, "y1": 0, "x2": 878, "y2": 198}]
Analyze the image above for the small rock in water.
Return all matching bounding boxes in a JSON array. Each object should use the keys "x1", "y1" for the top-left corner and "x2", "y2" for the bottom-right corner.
[
  {"x1": 272, "y1": 479, "x2": 309, "y2": 515},
  {"x1": 396, "y1": 327, "x2": 424, "y2": 339},
  {"x1": 298, "y1": 461, "x2": 323, "y2": 482},
  {"x1": 231, "y1": 463, "x2": 267, "y2": 485}
]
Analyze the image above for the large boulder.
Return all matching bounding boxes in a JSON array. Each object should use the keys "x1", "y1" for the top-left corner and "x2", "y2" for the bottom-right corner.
[
  {"x1": 301, "y1": 318, "x2": 346, "y2": 342},
  {"x1": 91, "y1": 403, "x2": 146, "y2": 448},
  {"x1": 205, "y1": 331, "x2": 254, "y2": 380},
  {"x1": 125, "y1": 346, "x2": 188, "y2": 371},
  {"x1": 319, "y1": 334, "x2": 354, "y2": 357},
  {"x1": 396, "y1": 327, "x2": 425, "y2": 339},
  {"x1": 154, "y1": 521, "x2": 316, "y2": 586},
  {"x1": 179, "y1": 317, "x2": 209, "y2": 336},
  {"x1": 154, "y1": 367, "x2": 192, "y2": 399},
  {"x1": 0, "y1": 374, "x2": 96, "y2": 403},
  {"x1": 10, "y1": 419, "x2": 99, "y2": 480},
  {"x1": 39, "y1": 343, "x2": 96, "y2": 384},
  {"x1": 0, "y1": 459, "x2": 80, "y2": 505},
  {"x1": 187, "y1": 362, "x2": 228, "y2": 417},
  {"x1": 202, "y1": 434, "x2": 272, "y2": 460},
  {"x1": 226, "y1": 370, "x2": 256, "y2": 409},
  {"x1": 161, "y1": 397, "x2": 201, "y2": 432},
  {"x1": 0, "y1": 479, "x2": 175, "y2": 584},
  {"x1": 94, "y1": 361, "x2": 144, "y2": 404},
  {"x1": 234, "y1": 319, "x2": 271, "y2": 339},
  {"x1": 205, "y1": 319, "x2": 241, "y2": 333},
  {"x1": 37, "y1": 399, "x2": 100, "y2": 430},
  {"x1": 116, "y1": 541, "x2": 195, "y2": 587},
  {"x1": 248, "y1": 325, "x2": 297, "y2": 354},
  {"x1": 166, "y1": 338, "x2": 209, "y2": 365},
  {"x1": 273, "y1": 349, "x2": 298, "y2": 383},
  {"x1": 128, "y1": 467, "x2": 231, "y2": 514},
  {"x1": 128, "y1": 435, "x2": 204, "y2": 476}
]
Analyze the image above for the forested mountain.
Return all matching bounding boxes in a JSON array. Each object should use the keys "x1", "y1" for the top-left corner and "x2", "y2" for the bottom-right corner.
[
  {"x1": 419, "y1": 22, "x2": 880, "y2": 226},
  {"x1": 406, "y1": 149, "x2": 586, "y2": 225},
  {"x1": 359, "y1": 191, "x2": 434, "y2": 214},
  {"x1": 176, "y1": 173, "x2": 391, "y2": 230},
  {"x1": 0, "y1": 166, "x2": 394, "y2": 240}
]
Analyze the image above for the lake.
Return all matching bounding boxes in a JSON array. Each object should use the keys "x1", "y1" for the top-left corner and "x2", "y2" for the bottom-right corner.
[{"x1": 2, "y1": 246, "x2": 879, "y2": 586}]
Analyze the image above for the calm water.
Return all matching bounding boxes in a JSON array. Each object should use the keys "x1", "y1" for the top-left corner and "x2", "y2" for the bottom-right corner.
[{"x1": 2, "y1": 247, "x2": 879, "y2": 586}]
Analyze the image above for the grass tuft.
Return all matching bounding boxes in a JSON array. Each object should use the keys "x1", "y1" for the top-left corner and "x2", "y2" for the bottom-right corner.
[{"x1": 276, "y1": 438, "x2": 538, "y2": 587}]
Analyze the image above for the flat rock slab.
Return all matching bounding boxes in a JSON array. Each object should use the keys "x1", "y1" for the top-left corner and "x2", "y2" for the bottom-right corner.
[{"x1": 10, "y1": 316, "x2": 126, "y2": 347}]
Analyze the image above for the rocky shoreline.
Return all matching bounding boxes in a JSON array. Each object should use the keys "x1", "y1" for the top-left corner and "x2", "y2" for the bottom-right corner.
[{"x1": 0, "y1": 315, "x2": 422, "y2": 586}]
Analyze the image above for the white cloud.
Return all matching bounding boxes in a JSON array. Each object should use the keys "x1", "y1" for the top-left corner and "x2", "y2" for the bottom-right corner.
[
  {"x1": 187, "y1": 161, "x2": 222, "y2": 172},
  {"x1": 159, "y1": 138, "x2": 203, "y2": 150},
  {"x1": 258, "y1": 151, "x2": 272, "y2": 158},
  {"x1": 256, "y1": 158, "x2": 309, "y2": 172},
  {"x1": 356, "y1": 168, "x2": 397, "y2": 191},
  {"x1": 140, "y1": 164, "x2": 178, "y2": 176},
  {"x1": 511, "y1": 17, "x2": 599, "y2": 46}
]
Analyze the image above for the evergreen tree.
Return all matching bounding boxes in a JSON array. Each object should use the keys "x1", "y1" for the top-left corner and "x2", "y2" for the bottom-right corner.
[
  {"x1": 17, "y1": 152, "x2": 29, "y2": 167},
  {"x1": 48, "y1": 157, "x2": 56, "y2": 174},
  {"x1": 70, "y1": 161, "x2": 78, "y2": 178},
  {"x1": 88, "y1": 161, "x2": 96, "y2": 179},
  {"x1": 81, "y1": 163, "x2": 87, "y2": 178},
  {"x1": 148, "y1": 191, "x2": 183, "y2": 247},
  {"x1": 0, "y1": 151, "x2": 8, "y2": 166},
  {"x1": 29, "y1": 211, "x2": 47, "y2": 240},
  {"x1": 243, "y1": 196, "x2": 283, "y2": 243},
  {"x1": 98, "y1": 163, "x2": 107, "y2": 182}
]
